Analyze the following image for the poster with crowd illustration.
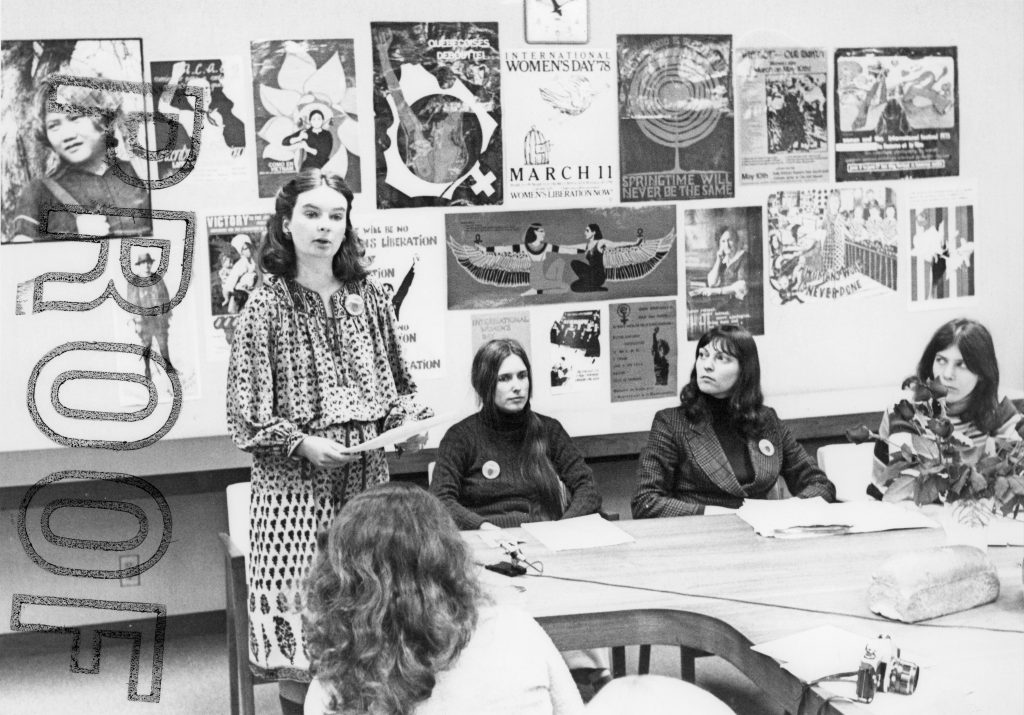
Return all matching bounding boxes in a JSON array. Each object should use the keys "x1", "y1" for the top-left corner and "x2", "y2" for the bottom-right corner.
[
  {"x1": 767, "y1": 185, "x2": 898, "y2": 306},
  {"x1": 446, "y1": 205, "x2": 677, "y2": 309},
  {"x1": 250, "y1": 39, "x2": 361, "y2": 198},
  {"x1": 372, "y1": 21, "x2": 502, "y2": 209},
  {"x1": 736, "y1": 47, "x2": 828, "y2": 184}
]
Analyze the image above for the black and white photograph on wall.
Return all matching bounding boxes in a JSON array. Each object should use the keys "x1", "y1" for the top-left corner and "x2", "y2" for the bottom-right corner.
[
  {"x1": 360, "y1": 213, "x2": 448, "y2": 379},
  {"x1": 609, "y1": 299, "x2": 677, "y2": 402},
  {"x1": 767, "y1": 186, "x2": 898, "y2": 306},
  {"x1": 250, "y1": 39, "x2": 361, "y2": 198},
  {"x1": 114, "y1": 243, "x2": 202, "y2": 406},
  {"x1": 503, "y1": 46, "x2": 616, "y2": 204},
  {"x1": 372, "y1": 22, "x2": 502, "y2": 209},
  {"x1": 547, "y1": 308, "x2": 601, "y2": 394},
  {"x1": 524, "y1": 0, "x2": 589, "y2": 44},
  {"x1": 206, "y1": 212, "x2": 269, "y2": 358},
  {"x1": 446, "y1": 205, "x2": 676, "y2": 309},
  {"x1": 151, "y1": 58, "x2": 248, "y2": 185},
  {"x1": 1, "y1": 39, "x2": 152, "y2": 244},
  {"x1": 907, "y1": 183, "x2": 976, "y2": 307},
  {"x1": 684, "y1": 207, "x2": 764, "y2": 340},
  {"x1": 834, "y1": 46, "x2": 958, "y2": 181},
  {"x1": 618, "y1": 34, "x2": 734, "y2": 202},
  {"x1": 471, "y1": 310, "x2": 532, "y2": 354},
  {"x1": 736, "y1": 47, "x2": 828, "y2": 185}
]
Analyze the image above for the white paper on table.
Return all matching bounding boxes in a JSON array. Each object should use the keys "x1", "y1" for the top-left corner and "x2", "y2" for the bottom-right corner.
[
  {"x1": 335, "y1": 412, "x2": 456, "y2": 453},
  {"x1": 520, "y1": 513, "x2": 635, "y2": 551},
  {"x1": 752, "y1": 625, "x2": 871, "y2": 683},
  {"x1": 985, "y1": 515, "x2": 1024, "y2": 546},
  {"x1": 476, "y1": 529, "x2": 525, "y2": 549},
  {"x1": 737, "y1": 498, "x2": 939, "y2": 538}
]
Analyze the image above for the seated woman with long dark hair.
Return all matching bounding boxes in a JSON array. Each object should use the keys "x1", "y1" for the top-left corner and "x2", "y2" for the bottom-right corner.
[
  {"x1": 431, "y1": 338, "x2": 601, "y2": 529},
  {"x1": 875, "y1": 318, "x2": 1022, "y2": 468},
  {"x1": 303, "y1": 482, "x2": 584, "y2": 715},
  {"x1": 632, "y1": 325, "x2": 835, "y2": 517}
]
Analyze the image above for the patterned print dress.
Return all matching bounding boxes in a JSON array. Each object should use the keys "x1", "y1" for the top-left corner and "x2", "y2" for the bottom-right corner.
[{"x1": 227, "y1": 275, "x2": 414, "y2": 681}]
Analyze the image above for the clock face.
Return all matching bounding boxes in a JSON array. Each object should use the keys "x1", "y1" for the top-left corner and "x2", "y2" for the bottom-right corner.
[{"x1": 525, "y1": 0, "x2": 589, "y2": 44}]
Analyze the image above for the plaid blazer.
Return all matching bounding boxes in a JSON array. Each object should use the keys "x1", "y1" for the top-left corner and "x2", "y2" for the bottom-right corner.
[{"x1": 631, "y1": 406, "x2": 836, "y2": 518}]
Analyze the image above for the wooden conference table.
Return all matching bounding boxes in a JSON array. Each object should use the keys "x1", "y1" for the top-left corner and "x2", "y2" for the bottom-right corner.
[{"x1": 468, "y1": 516, "x2": 1024, "y2": 715}]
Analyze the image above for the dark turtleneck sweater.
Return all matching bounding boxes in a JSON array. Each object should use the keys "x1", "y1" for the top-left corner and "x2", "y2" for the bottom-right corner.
[
  {"x1": 430, "y1": 406, "x2": 602, "y2": 529},
  {"x1": 705, "y1": 396, "x2": 755, "y2": 485}
]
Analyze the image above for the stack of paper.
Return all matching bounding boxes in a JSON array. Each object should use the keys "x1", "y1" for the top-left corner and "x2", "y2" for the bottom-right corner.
[
  {"x1": 737, "y1": 497, "x2": 939, "y2": 538},
  {"x1": 521, "y1": 514, "x2": 635, "y2": 551}
]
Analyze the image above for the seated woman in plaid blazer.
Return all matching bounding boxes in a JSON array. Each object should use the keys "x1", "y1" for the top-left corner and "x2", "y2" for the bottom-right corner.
[{"x1": 632, "y1": 325, "x2": 835, "y2": 517}]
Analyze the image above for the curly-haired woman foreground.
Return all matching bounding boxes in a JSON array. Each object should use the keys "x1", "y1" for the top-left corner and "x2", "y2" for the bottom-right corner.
[{"x1": 303, "y1": 482, "x2": 584, "y2": 715}]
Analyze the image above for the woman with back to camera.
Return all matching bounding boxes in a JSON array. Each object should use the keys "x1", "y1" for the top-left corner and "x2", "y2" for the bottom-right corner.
[
  {"x1": 303, "y1": 482, "x2": 584, "y2": 715},
  {"x1": 632, "y1": 325, "x2": 835, "y2": 517},
  {"x1": 430, "y1": 338, "x2": 611, "y2": 695},
  {"x1": 227, "y1": 168, "x2": 424, "y2": 714},
  {"x1": 875, "y1": 318, "x2": 1022, "y2": 471}
]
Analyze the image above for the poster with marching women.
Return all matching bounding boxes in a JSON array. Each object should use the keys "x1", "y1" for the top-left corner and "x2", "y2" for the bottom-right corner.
[
  {"x1": 360, "y1": 214, "x2": 447, "y2": 379},
  {"x1": 834, "y1": 46, "x2": 958, "y2": 181},
  {"x1": 250, "y1": 39, "x2": 361, "y2": 198},
  {"x1": 617, "y1": 34, "x2": 734, "y2": 202},
  {"x1": 736, "y1": 47, "x2": 828, "y2": 185},
  {"x1": 766, "y1": 185, "x2": 898, "y2": 306},
  {"x1": 547, "y1": 308, "x2": 602, "y2": 395},
  {"x1": 609, "y1": 300, "x2": 677, "y2": 402},
  {"x1": 684, "y1": 206, "x2": 764, "y2": 340},
  {"x1": 206, "y1": 212, "x2": 270, "y2": 359},
  {"x1": 445, "y1": 205, "x2": 677, "y2": 309},
  {"x1": 502, "y1": 47, "x2": 616, "y2": 204},
  {"x1": 372, "y1": 22, "x2": 502, "y2": 209},
  {"x1": 150, "y1": 57, "x2": 250, "y2": 186}
]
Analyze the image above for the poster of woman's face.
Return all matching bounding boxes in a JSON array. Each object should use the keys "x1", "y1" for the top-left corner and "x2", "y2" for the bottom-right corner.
[{"x1": 1, "y1": 39, "x2": 151, "y2": 244}]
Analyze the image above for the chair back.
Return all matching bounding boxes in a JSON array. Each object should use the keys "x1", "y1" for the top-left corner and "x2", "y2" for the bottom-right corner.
[
  {"x1": 816, "y1": 442, "x2": 876, "y2": 502},
  {"x1": 226, "y1": 481, "x2": 251, "y2": 555}
]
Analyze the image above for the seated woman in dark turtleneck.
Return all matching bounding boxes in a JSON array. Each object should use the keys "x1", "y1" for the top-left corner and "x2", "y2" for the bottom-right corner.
[
  {"x1": 632, "y1": 325, "x2": 835, "y2": 518},
  {"x1": 431, "y1": 338, "x2": 601, "y2": 529}
]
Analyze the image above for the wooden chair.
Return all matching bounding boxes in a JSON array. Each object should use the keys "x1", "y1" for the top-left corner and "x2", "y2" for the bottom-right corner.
[{"x1": 220, "y1": 482, "x2": 272, "y2": 715}]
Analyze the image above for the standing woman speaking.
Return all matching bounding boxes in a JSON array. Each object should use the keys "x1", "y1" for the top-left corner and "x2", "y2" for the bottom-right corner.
[{"x1": 227, "y1": 169, "x2": 422, "y2": 714}]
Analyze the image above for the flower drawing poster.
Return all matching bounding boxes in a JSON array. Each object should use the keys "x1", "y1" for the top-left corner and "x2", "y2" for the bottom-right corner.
[
  {"x1": 371, "y1": 22, "x2": 502, "y2": 209},
  {"x1": 834, "y1": 46, "x2": 958, "y2": 181},
  {"x1": 445, "y1": 205, "x2": 677, "y2": 310},
  {"x1": 684, "y1": 207, "x2": 764, "y2": 340},
  {"x1": 618, "y1": 34, "x2": 734, "y2": 203},
  {"x1": 250, "y1": 39, "x2": 361, "y2": 198},
  {"x1": 502, "y1": 47, "x2": 616, "y2": 204}
]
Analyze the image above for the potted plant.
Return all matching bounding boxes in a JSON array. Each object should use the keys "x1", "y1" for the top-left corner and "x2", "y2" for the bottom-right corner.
[{"x1": 846, "y1": 377, "x2": 1024, "y2": 527}]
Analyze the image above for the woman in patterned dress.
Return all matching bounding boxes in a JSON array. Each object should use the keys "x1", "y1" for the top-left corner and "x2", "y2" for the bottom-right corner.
[{"x1": 227, "y1": 169, "x2": 419, "y2": 714}]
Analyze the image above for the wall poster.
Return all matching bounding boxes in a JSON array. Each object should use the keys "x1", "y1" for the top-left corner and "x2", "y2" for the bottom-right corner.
[{"x1": 609, "y1": 299, "x2": 678, "y2": 402}]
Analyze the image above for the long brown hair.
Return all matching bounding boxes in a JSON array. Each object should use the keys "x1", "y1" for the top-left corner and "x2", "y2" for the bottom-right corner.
[
  {"x1": 471, "y1": 339, "x2": 564, "y2": 518},
  {"x1": 260, "y1": 169, "x2": 369, "y2": 282}
]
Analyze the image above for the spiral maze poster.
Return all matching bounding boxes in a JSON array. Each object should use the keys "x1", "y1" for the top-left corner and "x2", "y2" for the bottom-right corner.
[
  {"x1": 372, "y1": 22, "x2": 502, "y2": 209},
  {"x1": 617, "y1": 35, "x2": 734, "y2": 203}
]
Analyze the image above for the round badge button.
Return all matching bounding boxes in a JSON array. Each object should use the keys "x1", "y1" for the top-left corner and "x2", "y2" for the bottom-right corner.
[
  {"x1": 344, "y1": 293, "x2": 365, "y2": 317},
  {"x1": 758, "y1": 439, "x2": 776, "y2": 457},
  {"x1": 481, "y1": 460, "x2": 501, "y2": 480}
]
